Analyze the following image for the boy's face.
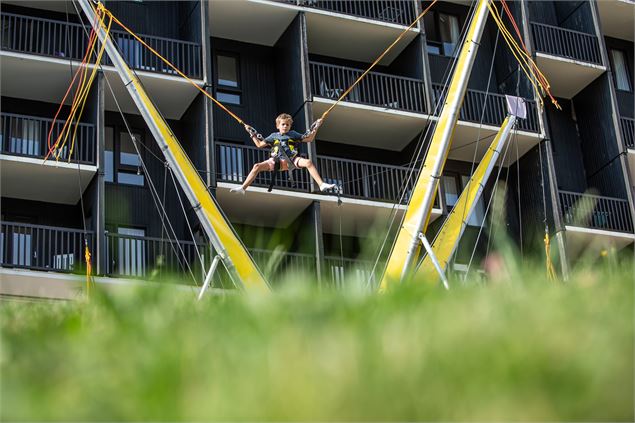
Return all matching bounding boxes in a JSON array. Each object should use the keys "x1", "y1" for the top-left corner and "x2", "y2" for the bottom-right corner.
[{"x1": 276, "y1": 119, "x2": 292, "y2": 134}]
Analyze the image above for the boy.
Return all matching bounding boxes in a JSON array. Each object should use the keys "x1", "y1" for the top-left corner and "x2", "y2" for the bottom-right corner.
[{"x1": 230, "y1": 113, "x2": 336, "y2": 194}]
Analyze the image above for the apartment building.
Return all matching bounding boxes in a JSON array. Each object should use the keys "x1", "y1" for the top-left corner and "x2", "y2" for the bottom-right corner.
[{"x1": 1, "y1": 0, "x2": 633, "y2": 298}]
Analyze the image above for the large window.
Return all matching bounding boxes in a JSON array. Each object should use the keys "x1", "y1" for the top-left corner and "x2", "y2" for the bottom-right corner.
[
  {"x1": 117, "y1": 227, "x2": 146, "y2": 277},
  {"x1": 105, "y1": 127, "x2": 144, "y2": 186},
  {"x1": 216, "y1": 54, "x2": 241, "y2": 105},
  {"x1": 443, "y1": 173, "x2": 486, "y2": 227},
  {"x1": 425, "y1": 11, "x2": 461, "y2": 56},
  {"x1": 9, "y1": 118, "x2": 41, "y2": 156},
  {"x1": 611, "y1": 49, "x2": 632, "y2": 92},
  {"x1": 439, "y1": 13, "x2": 460, "y2": 56}
]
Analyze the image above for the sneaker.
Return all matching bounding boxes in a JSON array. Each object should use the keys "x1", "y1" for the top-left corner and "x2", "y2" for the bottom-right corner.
[
  {"x1": 230, "y1": 186, "x2": 246, "y2": 195},
  {"x1": 319, "y1": 182, "x2": 336, "y2": 192}
]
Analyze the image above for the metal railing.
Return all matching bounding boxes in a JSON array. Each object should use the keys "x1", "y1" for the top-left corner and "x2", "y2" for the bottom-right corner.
[
  {"x1": 217, "y1": 142, "x2": 312, "y2": 192},
  {"x1": 324, "y1": 255, "x2": 374, "y2": 287},
  {"x1": 559, "y1": 191, "x2": 633, "y2": 233},
  {"x1": 284, "y1": 0, "x2": 416, "y2": 26},
  {"x1": 310, "y1": 61, "x2": 426, "y2": 114},
  {"x1": 0, "y1": 12, "x2": 202, "y2": 78},
  {"x1": 217, "y1": 142, "x2": 440, "y2": 206},
  {"x1": 317, "y1": 155, "x2": 418, "y2": 203},
  {"x1": 105, "y1": 232, "x2": 210, "y2": 281},
  {"x1": 432, "y1": 83, "x2": 540, "y2": 133},
  {"x1": 0, "y1": 112, "x2": 96, "y2": 163},
  {"x1": 620, "y1": 117, "x2": 634, "y2": 149},
  {"x1": 0, "y1": 222, "x2": 94, "y2": 273},
  {"x1": 250, "y1": 248, "x2": 316, "y2": 279},
  {"x1": 531, "y1": 22, "x2": 602, "y2": 65}
]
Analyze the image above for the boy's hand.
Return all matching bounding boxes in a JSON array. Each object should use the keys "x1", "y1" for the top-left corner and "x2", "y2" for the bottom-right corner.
[
  {"x1": 244, "y1": 124, "x2": 263, "y2": 140},
  {"x1": 310, "y1": 118, "x2": 323, "y2": 133}
]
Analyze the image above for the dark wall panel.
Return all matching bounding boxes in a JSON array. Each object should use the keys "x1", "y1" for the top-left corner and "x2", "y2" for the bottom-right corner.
[
  {"x1": 212, "y1": 38, "x2": 279, "y2": 144},
  {"x1": 274, "y1": 14, "x2": 307, "y2": 131},
  {"x1": 1, "y1": 198, "x2": 84, "y2": 228},
  {"x1": 605, "y1": 37, "x2": 634, "y2": 118},
  {"x1": 105, "y1": 1, "x2": 199, "y2": 42},
  {"x1": 574, "y1": 73, "x2": 627, "y2": 198},
  {"x1": 546, "y1": 99, "x2": 587, "y2": 192}
]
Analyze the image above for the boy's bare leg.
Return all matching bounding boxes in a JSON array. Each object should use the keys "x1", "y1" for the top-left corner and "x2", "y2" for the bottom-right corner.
[
  {"x1": 295, "y1": 158, "x2": 335, "y2": 191},
  {"x1": 231, "y1": 161, "x2": 271, "y2": 193}
]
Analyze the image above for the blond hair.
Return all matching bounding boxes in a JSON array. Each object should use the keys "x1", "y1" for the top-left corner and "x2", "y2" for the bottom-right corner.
[{"x1": 275, "y1": 113, "x2": 293, "y2": 125}]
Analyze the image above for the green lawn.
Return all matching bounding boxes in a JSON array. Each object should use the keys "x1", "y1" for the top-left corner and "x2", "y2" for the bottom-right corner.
[{"x1": 1, "y1": 261, "x2": 633, "y2": 421}]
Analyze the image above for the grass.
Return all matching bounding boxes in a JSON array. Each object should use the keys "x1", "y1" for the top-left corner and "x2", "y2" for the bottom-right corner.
[{"x1": 1, "y1": 260, "x2": 633, "y2": 421}]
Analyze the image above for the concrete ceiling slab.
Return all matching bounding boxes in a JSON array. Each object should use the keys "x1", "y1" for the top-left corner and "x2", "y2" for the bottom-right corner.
[
  {"x1": 597, "y1": 0, "x2": 634, "y2": 42},
  {"x1": 311, "y1": 99, "x2": 429, "y2": 151},
  {"x1": 536, "y1": 53, "x2": 606, "y2": 99},
  {"x1": 1, "y1": 155, "x2": 96, "y2": 205}
]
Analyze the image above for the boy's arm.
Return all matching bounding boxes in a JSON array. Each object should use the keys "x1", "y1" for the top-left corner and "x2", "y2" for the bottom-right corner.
[
  {"x1": 244, "y1": 125, "x2": 269, "y2": 148},
  {"x1": 300, "y1": 118, "x2": 323, "y2": 142}
]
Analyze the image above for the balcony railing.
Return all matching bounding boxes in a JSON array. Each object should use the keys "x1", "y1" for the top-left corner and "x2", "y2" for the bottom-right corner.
[
  {"x1": 284, "y1": 0, "x2": 416, "y2": 26},
  {"x1": 324, "y1": 255, "x2": 374, "y2": 287},
  {"x1": 317, "y1": 155, "x2": 418, "y2": 204},
  {"x1": 1, "y1": 112, "x2": 96, "y2": 164},
  {"x1": 217, "y1": 142, "x2": 312, "y2": 192},
  {"x1": 559, "y1": 191, "x2": 634, "y2": 234},
  {"x1": 432, "y1": 83, "x2": 540, "y2": 133},
  {"x1": 217, "y1": 142, "x2": 439, "y2": 206},
  {"x1": 105, "y1": 232, "x2": 211, "y2": 281},
  {"x1": 310, "y1": 61, "x2": 426, "y2": 114},
  {"x1": 620, "y1": 117, "x2": 634, "y2": 149},
  {"x1": 0, "y1": 222, "x2": 94, "y2": 273},
  {"x1": 0, "y1": 12, "x2": 202, "y2": 78},
  {"x1": 531, "y1": 22, "x2": 602, "y2": 65},
  {"x1": 250, "y1": 248, "x2": 316, "y2": 279}
]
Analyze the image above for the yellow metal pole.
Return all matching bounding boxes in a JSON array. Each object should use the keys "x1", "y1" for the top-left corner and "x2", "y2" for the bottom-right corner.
[{"x1": 379, "y1": 0, "x2": 491, "y2": 290}]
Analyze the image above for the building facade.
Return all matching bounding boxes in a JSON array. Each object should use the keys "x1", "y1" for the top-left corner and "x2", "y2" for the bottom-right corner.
[{"x1": 1, "y1": 0, "x2": 633, "y2": 298}]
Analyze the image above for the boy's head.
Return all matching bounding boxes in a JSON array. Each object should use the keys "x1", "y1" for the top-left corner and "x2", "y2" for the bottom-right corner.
[{"x1": 275, "y1": 113, "x2": 293, "y2": 134}]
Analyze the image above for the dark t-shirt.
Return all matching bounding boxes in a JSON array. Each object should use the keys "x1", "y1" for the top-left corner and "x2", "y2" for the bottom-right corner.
[
  {"x1": 264, "y1": 130, "x2": 304, "y2": 158},
  {"x1": 263, "y1": 130, "x2": 304, "y2": 145}
]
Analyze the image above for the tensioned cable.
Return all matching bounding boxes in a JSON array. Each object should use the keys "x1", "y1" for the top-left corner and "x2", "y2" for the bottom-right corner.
[
  {"x1": 66, "y1": 2, "x2": 94, "y2": 295},
  {"x1": 168, "y1": 166, "x2": 207, "y2": 275}
]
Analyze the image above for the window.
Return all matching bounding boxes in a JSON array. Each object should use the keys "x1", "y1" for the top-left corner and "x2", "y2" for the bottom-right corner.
[
  {"x1": 460, "y1": 175, "x2": 485, "y2": 226},
  {"x1": 105, "y1": 127, "x2": 114, "y2": 182},
  {"x1": 216, "y1": 54, "x2": 241, "y2": 105},
  {"x1": 117, "y1": 227, "x2": 146, "y2": 277},
  {"x1": 219, "y1": 143, "x2": 244, "y2": 182},
  {"x1": 11, "y1": 231, "x2": 31, "y2": 266},
  {"x1": 104, "y1": 127, "x2": 144, "y2": 186},
  {"x1": 438, "y1": 13, "x2": 460, "y2": 56},
  {"x1": 9, "y1": 118, "x2": 41, "y2": 156},
  {"x1": 611, "y1": 49, "x2": 632, "y2": 92},
  {"x1": 442, "y1": 173, "x2": 487, "y2": 227},
  {"x1": 442, "y1": 175, "x2": 459, "y2": 207},
  {"x1": 118, "y1": 132, "x2": 144, "y2": 186}
]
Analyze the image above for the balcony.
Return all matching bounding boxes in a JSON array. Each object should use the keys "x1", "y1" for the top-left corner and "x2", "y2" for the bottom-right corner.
[
  {"x1": 0, "y1": 221, "x2": 96, "y2": 298},
  {"x1": 559, "y1": 191, "x2": 634, "y2": 256},
  {"x1": 596, "y1": 0, "x2": 634, "y2": 42},
  {"x1": 288, "y1": 0, "x2": 416, "y2": 26},
  {"x1": 0, "y1": 112, "x2": 97, "y2": 204},
  {"x1": 621, "y1": 117, "x2": 634, "y2": 150},
  {"x1": 215, "y1": 142, "x2": 442, "y2": 236},
  {"x1": 530, "y1": 22, "x2": 605, "y2": 98},
  {"x1": 310, "y1": 61, "x2": 429, "y2": 150},
  {"x1": 0, "y1": 221, "x2": 93, "y2": 272},
  {"x1": 0, "y1": 12, "x2": 202, "y2": 119},
  {"x1": 430, "y1": 84, "x2": 541, "y2": 164},
  {"x1": 105, "y1": 232, "x2": 209, "y2": 282}
]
